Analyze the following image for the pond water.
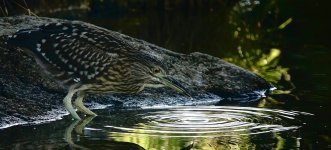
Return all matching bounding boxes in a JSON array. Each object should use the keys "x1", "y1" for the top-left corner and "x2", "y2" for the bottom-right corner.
[
  {"x1": 0, "y1": 106, "x2": 312, "y2": 149},
  {"x1": 1, "y1": 0, "x2": 331, "y2": 149}
]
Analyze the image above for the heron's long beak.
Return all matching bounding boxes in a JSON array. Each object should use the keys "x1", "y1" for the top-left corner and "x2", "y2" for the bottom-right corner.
[{"x1": 159, "y1": 76, "x2": 191, "y2": 97}]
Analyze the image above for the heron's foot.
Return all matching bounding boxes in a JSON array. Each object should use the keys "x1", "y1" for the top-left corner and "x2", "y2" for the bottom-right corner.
[
  {"x1": 65, "y1": 106, "x2": 81, "y2": 120},
  {"x1": 70, "y1": 109, "x2": 82, "y2": 120},
  {"x1": 73, "y1": 91, "x2": 97, "y2": 116},
  {"x1": 76, "y1": 104, "x2": 97, "y2": 116},
  {"x1": 74, "y1": 97, "x2": 97, "y2": 116}
]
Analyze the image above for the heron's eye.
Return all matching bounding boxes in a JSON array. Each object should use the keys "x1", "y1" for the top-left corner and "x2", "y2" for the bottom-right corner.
[{"x1": 152, "y1": 67, "x2": 161, "y2": 74}]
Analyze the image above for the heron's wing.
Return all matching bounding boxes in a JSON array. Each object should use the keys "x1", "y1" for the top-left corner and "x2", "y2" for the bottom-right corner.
[
  {"x1": 42, "y1": 22, "x2": 136, "y2": 53},
  {"x1": 7, "y1": 23, "x2": 123, "y2": 85}
]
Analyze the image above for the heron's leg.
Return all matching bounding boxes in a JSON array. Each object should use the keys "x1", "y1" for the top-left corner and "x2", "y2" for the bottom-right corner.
[
  {"x1": 74, "y1": 91, "x2": 97, "y2": 116},
  {"x1": 63, "y1": 87, "x2": 81, "y2": 120}
]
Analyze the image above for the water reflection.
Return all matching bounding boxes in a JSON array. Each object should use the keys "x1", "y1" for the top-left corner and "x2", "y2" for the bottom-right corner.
[
  {"x1": 64, "y1": 116, "x2": 145, "y2": 150},
  {"x1": 0, "y1": 106, "x2": 311, "y2": 149},
  {"x1": 64, "y1": 116, "x2": 94, "y2": 149},
  {"x1": 64, "y1": 106, "x2": 310, "y2": 149},
  {"x1": 103, "y1": 106, "x2": 308, "y2": 137}
]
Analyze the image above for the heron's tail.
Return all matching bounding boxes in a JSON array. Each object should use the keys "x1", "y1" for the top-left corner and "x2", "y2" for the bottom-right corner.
[{"x1": 6, "y1": 28, "x2": 45, "y2": 52}]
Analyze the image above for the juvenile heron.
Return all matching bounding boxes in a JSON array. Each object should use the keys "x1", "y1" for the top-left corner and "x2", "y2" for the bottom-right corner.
[{"x1": 7, "y1": 22, "x2": 189, "y2": 120}]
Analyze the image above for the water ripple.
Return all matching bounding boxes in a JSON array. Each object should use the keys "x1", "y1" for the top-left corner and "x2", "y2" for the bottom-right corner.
[{"x1": 102, "y1": 106, "x2": 312, "y2": 137}]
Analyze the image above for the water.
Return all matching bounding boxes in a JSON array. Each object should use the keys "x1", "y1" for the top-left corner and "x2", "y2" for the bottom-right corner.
[
  {"x1": 0, "y1": 106, "x2": 312, "y2": 149},
  {"x1": 1, "y1": 0, "x2": 331, "y2": 149}
]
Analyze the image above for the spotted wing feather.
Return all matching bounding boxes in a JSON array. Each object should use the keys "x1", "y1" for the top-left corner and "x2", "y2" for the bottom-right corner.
[{"x1": 7, "y1": 22, "x2": 125, "y2": 86}]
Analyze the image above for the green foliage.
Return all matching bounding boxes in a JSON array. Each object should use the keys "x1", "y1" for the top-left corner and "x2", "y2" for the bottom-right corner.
[{"x1": 225, "y1": 48, "x2": 289, "y2": 84}]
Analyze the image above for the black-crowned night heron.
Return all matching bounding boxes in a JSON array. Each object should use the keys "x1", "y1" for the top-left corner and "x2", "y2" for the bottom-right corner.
[{"x1": 7, "y1": 22, "x2": 189, "y2": 120}]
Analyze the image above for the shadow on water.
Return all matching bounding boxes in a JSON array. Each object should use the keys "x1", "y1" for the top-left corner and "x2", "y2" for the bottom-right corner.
[{"x1": 0, "y1": 106, "x2": 312, "y2": 149}]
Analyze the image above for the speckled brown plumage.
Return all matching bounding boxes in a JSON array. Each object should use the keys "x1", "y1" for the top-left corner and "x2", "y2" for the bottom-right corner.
[{"x1": 7, "y1": 21, "x2": 189, "y2": 120}]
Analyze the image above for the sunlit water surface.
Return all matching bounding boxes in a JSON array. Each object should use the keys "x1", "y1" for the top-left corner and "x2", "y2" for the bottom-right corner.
[{"x1": 0, "y1": 106, "x2": 311, "y2": 149}]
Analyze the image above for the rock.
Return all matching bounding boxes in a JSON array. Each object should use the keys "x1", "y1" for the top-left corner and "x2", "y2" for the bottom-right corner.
[{"x1": 0, "y1": 15, "x2": 274, "y2": 128}]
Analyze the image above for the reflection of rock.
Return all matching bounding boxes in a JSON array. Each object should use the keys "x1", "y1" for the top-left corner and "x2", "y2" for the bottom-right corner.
[{"x1": 0, "y1": 16, "x2": 273, "y2": 128}]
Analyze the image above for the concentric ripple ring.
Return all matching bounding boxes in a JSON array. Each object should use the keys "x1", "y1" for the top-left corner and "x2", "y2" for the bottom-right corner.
[{"x1": 104, "y1": 106, "x2": 312, "y2": 138}]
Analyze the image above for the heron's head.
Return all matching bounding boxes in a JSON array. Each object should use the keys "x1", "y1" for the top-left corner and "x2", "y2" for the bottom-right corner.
[
  {"x1": 146, "y1": 65, "x2": 190, "y2": 96},
  {"x1": 128, "y1": 53, "x2": 190, "y2": 96}
]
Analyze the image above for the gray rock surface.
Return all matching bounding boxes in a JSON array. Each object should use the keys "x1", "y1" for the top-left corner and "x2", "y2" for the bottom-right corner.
[{"x1": 0, "y1": 16, "x2": 274, "y2": 128}]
